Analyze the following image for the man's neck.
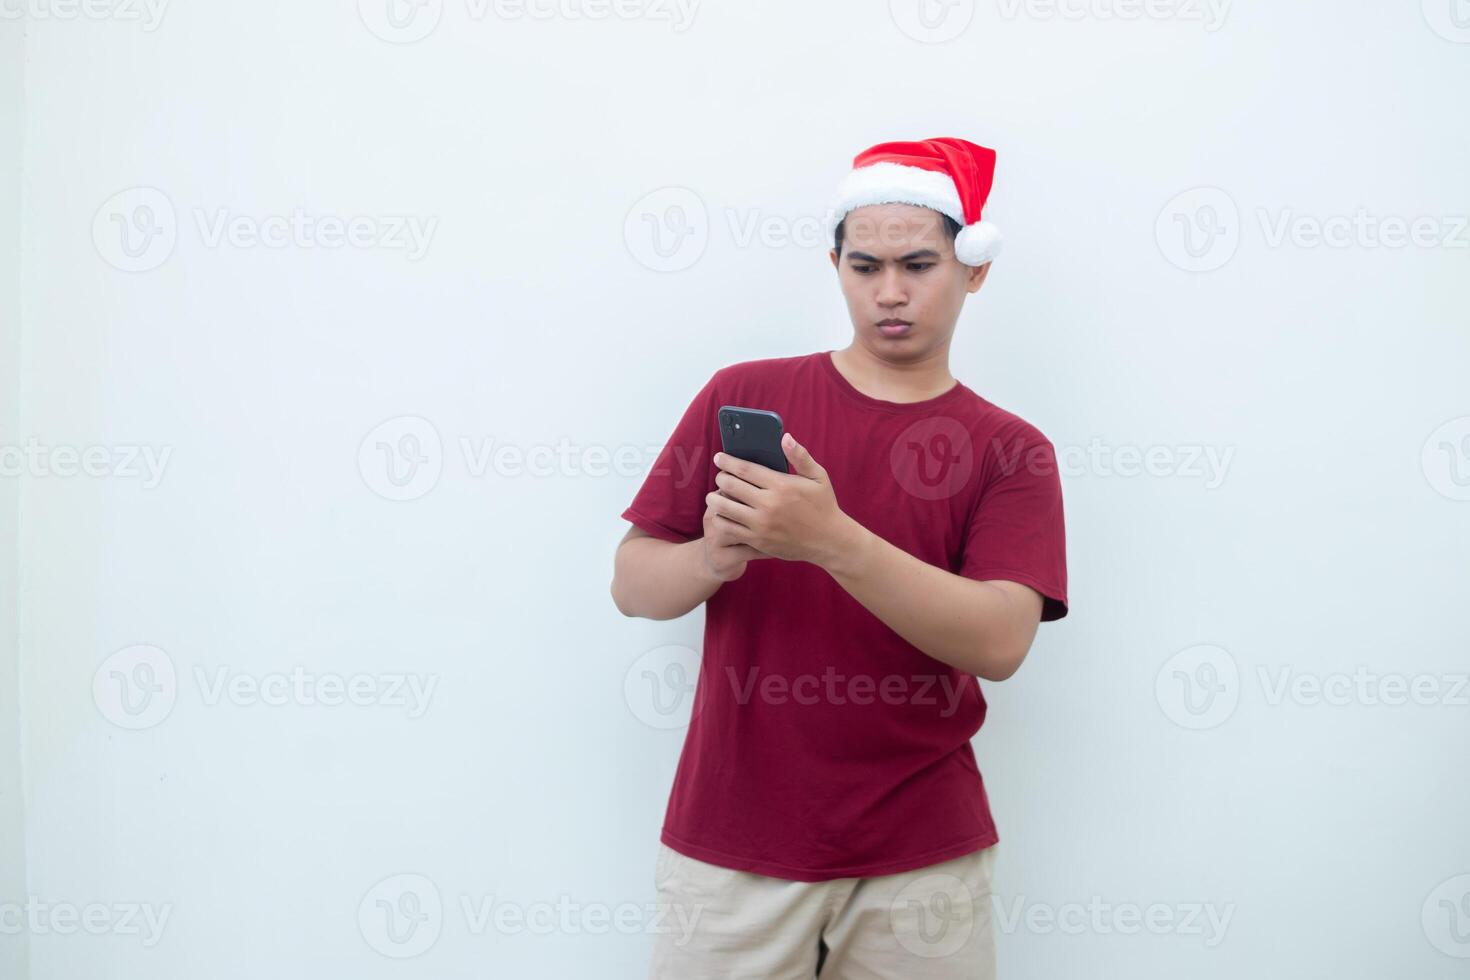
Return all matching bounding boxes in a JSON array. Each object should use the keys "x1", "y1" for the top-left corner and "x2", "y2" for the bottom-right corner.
[{"x1": 830, "y1": 343, "x2": 957, "y2": 404}]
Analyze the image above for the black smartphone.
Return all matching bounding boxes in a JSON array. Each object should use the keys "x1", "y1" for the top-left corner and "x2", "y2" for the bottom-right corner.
[{"x1": 718, "y1": 405, "x2": 788, "y2": 474}]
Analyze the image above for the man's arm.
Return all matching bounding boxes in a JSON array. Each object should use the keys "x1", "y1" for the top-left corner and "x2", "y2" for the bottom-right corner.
[
  {"x1": 819, "y1": 518, "x2": 1043, "y2": 682},
  {"x1": 610, "y1": 526, "x2": 725, "y2": 620}
]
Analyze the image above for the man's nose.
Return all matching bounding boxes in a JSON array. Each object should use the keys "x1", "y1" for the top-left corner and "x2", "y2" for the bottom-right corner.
[{"x1": 876, "y1": 268, "x2": 906, "y2": 306}]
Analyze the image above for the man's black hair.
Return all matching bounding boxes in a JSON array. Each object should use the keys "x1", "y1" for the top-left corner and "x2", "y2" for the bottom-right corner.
[{"x1": 832, "y1": 210, "x2": 963, "y2": 258}]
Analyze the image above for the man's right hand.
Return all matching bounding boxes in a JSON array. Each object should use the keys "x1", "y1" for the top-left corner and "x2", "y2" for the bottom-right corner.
[{"x1": 701, "y1": 494, "x2": 768, "y2": 582}]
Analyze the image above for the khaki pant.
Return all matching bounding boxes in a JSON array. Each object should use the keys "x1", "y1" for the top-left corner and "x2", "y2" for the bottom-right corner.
[{"x1": 648, "y1": 842, "x2": 998, "y2": 979}]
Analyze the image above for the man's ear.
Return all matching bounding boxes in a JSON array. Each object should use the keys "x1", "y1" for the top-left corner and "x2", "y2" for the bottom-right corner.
[
  {"x1": 966, "y1": 260, "x2": 991, "y2": 294},
  {"x1": 829, "y1": 248, "x2": 840, "y2": 270}
]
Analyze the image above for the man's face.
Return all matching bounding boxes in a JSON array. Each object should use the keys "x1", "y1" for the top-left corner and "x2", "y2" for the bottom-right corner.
[{"x1": 829, "y1": 203, "x2": 989, "y2": 355}]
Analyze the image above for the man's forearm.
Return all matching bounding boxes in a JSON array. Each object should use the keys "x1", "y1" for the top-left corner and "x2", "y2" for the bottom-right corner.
[
  {"x1": 816, "y1": 516, "x2": 1040, "y2": 681},
  {"x1": 612, "y1": 536, "x2": 724, "y2": 620}
]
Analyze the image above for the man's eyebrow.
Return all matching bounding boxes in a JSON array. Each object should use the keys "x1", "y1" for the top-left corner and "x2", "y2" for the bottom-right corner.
[{"x1": 845, "y1": 249, "x2": 942, "y2": 262}]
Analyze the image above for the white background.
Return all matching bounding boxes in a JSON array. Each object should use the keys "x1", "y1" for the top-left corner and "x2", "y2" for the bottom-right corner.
[{"x1": 2, "y1": 0, "x2": 1468, "y2": 977}]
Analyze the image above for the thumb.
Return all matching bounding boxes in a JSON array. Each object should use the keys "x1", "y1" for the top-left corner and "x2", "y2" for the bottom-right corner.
[{"x1": 782, "y1": 432, "x2": 825, "y2": 480}]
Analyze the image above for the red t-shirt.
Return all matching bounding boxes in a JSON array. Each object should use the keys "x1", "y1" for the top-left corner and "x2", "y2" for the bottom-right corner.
[{"x1": 621, "y1": 350, "x2": 1067, "y2": 882}]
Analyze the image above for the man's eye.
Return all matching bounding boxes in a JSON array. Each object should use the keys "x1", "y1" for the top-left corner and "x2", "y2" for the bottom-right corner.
[
  {"x1": 908, "y1": 263, "x2": 934, "y2": 272},
  {"x1": 853, "y1": 266, "x2": 874, "y2": 274}
]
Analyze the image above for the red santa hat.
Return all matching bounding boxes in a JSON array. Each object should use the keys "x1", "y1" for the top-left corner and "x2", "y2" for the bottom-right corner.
[{"x1": 829, "y1": 137, "x2": 1003, "y2": 267}]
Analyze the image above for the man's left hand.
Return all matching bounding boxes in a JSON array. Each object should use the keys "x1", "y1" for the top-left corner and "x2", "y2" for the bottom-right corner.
[{"x1": 708, "y1": 434, "x2": 856, "y2": 567}]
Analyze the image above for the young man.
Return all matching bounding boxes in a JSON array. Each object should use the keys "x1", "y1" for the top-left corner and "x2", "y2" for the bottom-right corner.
[{"x1": 612, "y1": 137, "x2": 1068, "y2": 979}]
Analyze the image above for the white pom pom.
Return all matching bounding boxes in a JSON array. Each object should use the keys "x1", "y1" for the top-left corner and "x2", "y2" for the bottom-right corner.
[{"x1": 954, "y1": 221, "x2": 1003, "y2": 267}]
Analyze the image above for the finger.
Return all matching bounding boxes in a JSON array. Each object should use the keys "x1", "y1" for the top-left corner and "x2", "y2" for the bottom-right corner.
[
  {"x1": 714, "y1": 470, "x2": 762, "y2": 507},
  {"x1": 713, "y1": 452, "x2": 776, "y2": 490},
  {"x1": 781, "y1": 433, "x2": 825, "y2": 482},
  {"x1": 723, "y1": 543, "x2": 769, "y2": 562},
  {"x1": 706, "y1": 489, "x2": 759, "y2": 527},
  {"x1": 709, "y1": 512, "x2": 757, "y2": 546}
]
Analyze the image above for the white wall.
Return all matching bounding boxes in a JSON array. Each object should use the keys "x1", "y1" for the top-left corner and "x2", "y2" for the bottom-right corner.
[
  {"x1": 8, "y1": 1, "x2": 1470, "y2": 978},
  {"x1": 1, "y1": 11, "x2": 30, "y2": 980}
]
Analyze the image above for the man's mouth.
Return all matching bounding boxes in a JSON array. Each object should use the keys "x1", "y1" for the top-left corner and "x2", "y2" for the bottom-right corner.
[{"x1": 877, "y1": 319, "x2": 912, "y2": 337}]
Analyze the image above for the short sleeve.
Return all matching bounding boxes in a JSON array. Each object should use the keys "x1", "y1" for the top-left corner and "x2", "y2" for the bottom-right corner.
[
  {"x1": 620, "y1": 370, "x2": 721, "y2": 544},
  {"x1": 958, "y1": 424, "x2": 1069, "y2": 621}
]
